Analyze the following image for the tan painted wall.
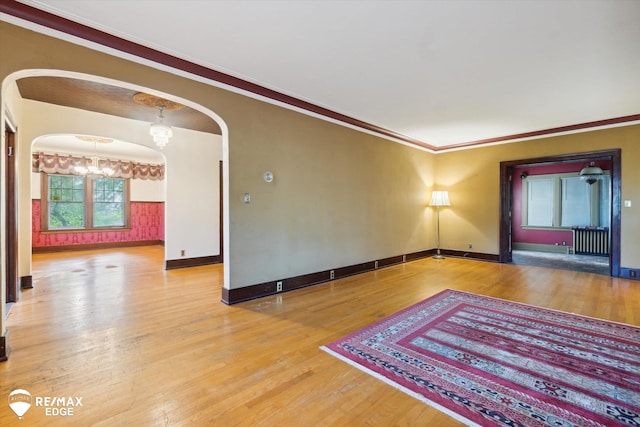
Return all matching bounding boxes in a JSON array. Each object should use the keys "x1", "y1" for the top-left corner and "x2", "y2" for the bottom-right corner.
[
  {"x1": 228, "y1": 104, "x2": 435, "y2": 285},
  {"x1": 1, "y1": 22, "x2": 637, "y2": 340},
  {"x1": 0, "y1": 19, "x2": 437, "y2": 319},
  {"x1": 435, "y1": 124, "x2": 640, "y2": 268}
]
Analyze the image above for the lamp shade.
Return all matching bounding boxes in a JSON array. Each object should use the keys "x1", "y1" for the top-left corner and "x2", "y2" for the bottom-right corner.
[{"x1": 429, "y1": 190, "x2": 450, "y2": 207}]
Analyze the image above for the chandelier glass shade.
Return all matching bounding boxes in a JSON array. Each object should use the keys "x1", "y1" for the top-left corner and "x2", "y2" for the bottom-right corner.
[
  {"x1": 73, "y1": 140, "x2": 115, "y2": 179},
  {"x1": 149, "y1": 120, "x2": 173, "y2": 149},
  {"x1": 579, "y1": 162, "x2": 604, "y2": 185}
]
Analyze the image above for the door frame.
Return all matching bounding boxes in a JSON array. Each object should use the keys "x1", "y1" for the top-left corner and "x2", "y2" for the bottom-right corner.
[
  {"x1": 499, "y1": 149, "x2": 621, "y2": 276},
  {"x1": 5, "y1": 118, "x2": 18, "y2": 302}
]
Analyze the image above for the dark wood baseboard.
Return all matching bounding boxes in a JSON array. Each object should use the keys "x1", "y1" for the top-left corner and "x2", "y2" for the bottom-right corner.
[
  {"x1": 620, "y1": 267, "x2": 640, "y2": 281},
  {"x1": 438, "y1": 249, "x2": 501, "y2": 262},
  {"x1": 221, "y1": 248, "x2": 498, "y2": 305},
  {"x1": 166, "y1": 254, "x2": 222, "y2": 270},
  {"x1": 0, "y1": 333, "x2": 9, "y2": 362},
  {"x1": 20, "y1": 275, "x2": 33, "y2": 289},
  {"x1": 32, "y1": 240, "x2": 164, "y2": 253}
]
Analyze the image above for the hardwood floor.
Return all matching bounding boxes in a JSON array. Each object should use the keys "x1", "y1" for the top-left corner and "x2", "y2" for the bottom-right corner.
[{"x1": 1, "y1": 246, "x2": 638, "y2": 426}]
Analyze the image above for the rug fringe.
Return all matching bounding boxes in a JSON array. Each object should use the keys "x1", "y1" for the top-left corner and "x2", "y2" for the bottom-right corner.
[{"x1": 319, "y1": 345, "x2": 481, "y2": 427}]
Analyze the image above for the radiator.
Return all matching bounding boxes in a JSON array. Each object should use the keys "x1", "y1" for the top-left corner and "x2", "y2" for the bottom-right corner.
[{"x1": 572, "y1": 228, "x2": 609, "y2": 256}]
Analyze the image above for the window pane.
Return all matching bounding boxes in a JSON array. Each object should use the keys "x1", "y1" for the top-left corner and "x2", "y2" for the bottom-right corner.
[
  {"x1": 527, "y1": 179, "x2": 553, "y2": 226},
  {"x1": 93, "y1": 178, "x2": 125, "y2": 227},
  {"x1": 49, "y1": 202, "x2": 85, "y2": 228},
  {"x1": 48, "y1": 175, "x2": 85, "y2": 229},
  {"x1": 93, "y1": 203, "x2": 125, "y2": 227},
  {"x1": 561, "y1": 177, "x2": 590, "y2": 227}
]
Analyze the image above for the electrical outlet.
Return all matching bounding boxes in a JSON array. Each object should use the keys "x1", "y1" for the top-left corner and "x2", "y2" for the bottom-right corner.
[
  {"x1": 468, "y1": 243, "x2": 473, "y2": 249},
  {"x1": 631, "y1": 270, "x2": 637, "y2": 278},
  {"x1": 276, "y1": 281, "x2": 283, "y2": 292},
  {"x1": 375, "y1": 260, "x2": 379, "y2": 269},
  {"x1": 330, "y1": 270, "x2": 335, "y2": 280},
  {"x1": 180, "y1": 249, "x2": 185, "y2": 257}
]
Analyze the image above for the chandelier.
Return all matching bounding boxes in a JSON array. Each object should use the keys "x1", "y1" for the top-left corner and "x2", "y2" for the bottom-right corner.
[
  {"x1": 74, "y1": 155, "x2": 115, "y2": 179},
  {"x1": 133, "y1": 93, "x2": 184, "y2": 149},
  {"x1": 149, "y1": 105, "x2": 173, "y2": 149},
  {"x1": 73, "y1": 137, "x2": 115, "y2": 179}
]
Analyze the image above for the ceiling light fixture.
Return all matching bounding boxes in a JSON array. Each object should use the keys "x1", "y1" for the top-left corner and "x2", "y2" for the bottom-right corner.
[
  {"x1": 579, "y1": 161, "x2": 604, "y2": 185},
  {"x1": 133, "y1": 93, "x2": 184, "y2": 150},
  {"x1": 149, "y1": 105, "x2": 172, "y2": 149},
  {"x1": 74, "y1": 140, "x2": 114, "y2": 179}
]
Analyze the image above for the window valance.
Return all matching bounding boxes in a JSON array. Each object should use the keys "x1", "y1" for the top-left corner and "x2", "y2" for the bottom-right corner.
[{"x1": 32, "y1": 152, "x2": 165, "y2": 181}]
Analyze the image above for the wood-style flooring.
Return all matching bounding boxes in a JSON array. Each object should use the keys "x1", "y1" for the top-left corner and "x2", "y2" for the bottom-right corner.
[{"x1": 1, "y1": 246, "x2": 638, "y2": 426}]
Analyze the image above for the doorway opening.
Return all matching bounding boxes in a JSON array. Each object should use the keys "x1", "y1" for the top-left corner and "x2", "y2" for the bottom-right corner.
[
  {"x1": 2, "y1": 69, "x2": 229, "y2": 312},
  {"x1": 499, "y1": 149, "x2": 621, "y2": 276}
]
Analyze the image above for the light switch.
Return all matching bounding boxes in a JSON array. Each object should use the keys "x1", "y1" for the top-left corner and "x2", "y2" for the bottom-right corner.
[
  {"x1": 624, "y1": 200, "x2": 632, "y2": 208},
  {"x1": 243, "y1": 193, "x2": 251, "y2": 203}
]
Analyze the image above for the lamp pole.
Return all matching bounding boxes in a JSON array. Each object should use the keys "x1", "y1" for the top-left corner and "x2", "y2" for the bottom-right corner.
[
  {"x1": 434, "y1": 205, "x2": 444, "y2": 259},
  {"x1": 429, "y1": 190, "x2": 450, "y2": 259}
]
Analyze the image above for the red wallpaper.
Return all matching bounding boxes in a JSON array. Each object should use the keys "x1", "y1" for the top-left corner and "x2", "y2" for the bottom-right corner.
[{"x1": 32, "y1": 200, "x2": 164, "y2": 247}]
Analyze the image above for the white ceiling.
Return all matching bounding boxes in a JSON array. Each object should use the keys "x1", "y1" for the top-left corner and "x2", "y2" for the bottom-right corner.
[{"x1": 13, "y1": 0, "x2": 640, "y2": 149}]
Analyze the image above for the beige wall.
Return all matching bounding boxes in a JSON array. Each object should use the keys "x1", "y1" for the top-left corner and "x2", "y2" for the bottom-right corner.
[
  {"x1": 1, "y1": 21, "x2": 638, "y2": 343},
  {"x1": 436, "y1": 124, "x2": 640, "y2": 268},
  {"x1": 228, "y1": 103, "x2": 435, "y2": 285},
  {"x1": 0, "y1": 20, "x2": 437, "y2": 317}
]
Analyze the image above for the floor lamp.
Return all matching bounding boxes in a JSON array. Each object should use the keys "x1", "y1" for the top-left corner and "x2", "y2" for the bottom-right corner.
[{"x1": 429, "y1": 190, "x2": 450, "y2": 259}]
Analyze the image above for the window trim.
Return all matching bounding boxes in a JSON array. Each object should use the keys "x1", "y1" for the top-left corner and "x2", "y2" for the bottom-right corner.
[
  {"x1": 521, "y1": 171, "x2": 609, "y2": 230},
  {"x1": 40, "y1": 173, "x2": 131, "y2": 232}
]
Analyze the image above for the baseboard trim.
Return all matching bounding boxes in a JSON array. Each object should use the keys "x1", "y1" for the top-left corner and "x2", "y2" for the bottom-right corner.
[
  {"x1": 20, "y1": 275, "x2": 33, "y2": 289},
  {"x1": 620, "y1": 267, "x2": 640, "y2": 281},
  {"x1": 513, "y1": 242, "x2": 572, "y2": 254},
  {"x1": 439, "y1": 249, "x2": 501, "y2": 262},
  {"x1": 166, "y1": 255, "x2": 222, "y2": 270},
  {"x1": 32, "y1": 240, "x2": 164, "y2": 253},
  {"x1": 221, "y1": 248, "x2": 497, "y2": 305}
]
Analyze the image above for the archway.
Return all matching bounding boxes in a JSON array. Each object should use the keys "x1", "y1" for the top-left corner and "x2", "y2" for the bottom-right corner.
[{"x1": 1, "y1": 69, "x2": 231, "y2": 305}]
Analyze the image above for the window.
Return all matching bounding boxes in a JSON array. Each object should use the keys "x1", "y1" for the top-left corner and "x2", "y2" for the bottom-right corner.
[
  {"x1": 93, "y1": 178, "x2": 126, "y2": 227},
  {"x1": 522, "y1": 172, "x2": 610, "y2": 229},
  {"x1": 526, "y1": 178, "x2": 553, "y2": 227},
  {"x1": 42, "y1": 174, "x2": 130, "y2": 231},
  {"x1": 560, "y1": 176, "x2": 590, "y2": 227}
]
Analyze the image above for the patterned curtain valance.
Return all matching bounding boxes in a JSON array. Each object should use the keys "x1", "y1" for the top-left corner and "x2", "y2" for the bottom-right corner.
[{"x1": 32, "y1": 152, "x2": 165, "y2": 181}]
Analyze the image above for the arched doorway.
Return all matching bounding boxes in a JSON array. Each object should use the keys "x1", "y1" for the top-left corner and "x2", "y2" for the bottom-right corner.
[{"x1": 2, "y1": 69, "x2": 230, "y2": 305}]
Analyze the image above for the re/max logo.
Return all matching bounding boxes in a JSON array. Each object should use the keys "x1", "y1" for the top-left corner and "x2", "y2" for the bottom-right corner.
[{"x1": 35, "y1": 396, "x2": 83, "y2": 407}]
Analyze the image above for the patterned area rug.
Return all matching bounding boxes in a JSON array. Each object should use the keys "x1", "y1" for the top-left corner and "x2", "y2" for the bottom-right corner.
[{"x1": 321, "y1": 289, "x2": 640, "y2": 426}]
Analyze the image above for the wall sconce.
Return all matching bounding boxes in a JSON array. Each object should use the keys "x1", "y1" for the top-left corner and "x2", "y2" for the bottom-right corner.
[{"x1": 429, "y1": 190, "x2": 450, "y2": 259}]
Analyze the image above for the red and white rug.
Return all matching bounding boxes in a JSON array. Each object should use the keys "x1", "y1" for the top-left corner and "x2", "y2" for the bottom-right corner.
[{"x1": 321, "y1": 289, "x2": 640, "y2": 426}]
